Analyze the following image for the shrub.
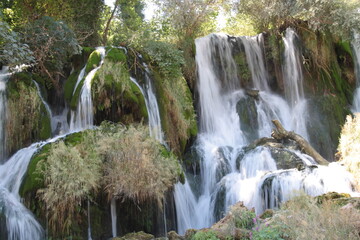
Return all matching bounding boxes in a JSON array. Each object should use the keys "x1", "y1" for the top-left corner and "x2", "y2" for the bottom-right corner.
[{"x1": 337, "y1": 113, "x2": 360, "y2": 191}]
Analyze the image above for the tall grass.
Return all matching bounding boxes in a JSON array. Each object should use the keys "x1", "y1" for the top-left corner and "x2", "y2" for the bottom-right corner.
[
  {"x1": 38, "y1": 139, "x2": 101, "y2": 233},
  {"x1": 337, "y1": 113, "x2": 360, "y2": 190},
  {"x1": 100, "y1": 124, "x2": 180, "y2": 206},
  {"x1": 273, "y1": 194, "x2": 360, "y2": 240}
]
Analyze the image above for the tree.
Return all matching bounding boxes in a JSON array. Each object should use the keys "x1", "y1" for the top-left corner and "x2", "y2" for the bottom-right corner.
[
  {"x1": 12, "y1": 0, "x2": 104, "y2": 46},
  {"x1": 236, "y1": 0, "x2": 360, "y2": 40},
  {"x1": 154, "y1": 0, "x2": 224, "y2": 43},
  {"x1": 102, "y1": 0, "x2": 145, "y2": 47},
  {"x1": 0, "y1": 17, "x2": 34, "y2": 68},
  {"x1": 23, "y1": 16, "x2": 81, "y2": 88}
]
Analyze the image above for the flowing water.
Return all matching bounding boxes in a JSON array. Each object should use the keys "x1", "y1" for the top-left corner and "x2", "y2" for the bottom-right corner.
[
  {"x1": 70, "y1": 47, "x2": 106, "y2": 131},
  {"x1": 0, "y1": 67, "x2": 9, "y2": 163},
  {"x1": 174, "y1": 30, "x2": 357, "y2": 234},
  {"x1": 352, "y1": 33, "x2": 360, "y2": 112},
  {"x1": 130, "y1": 66, "x2": 165, "y2": 144},
  {"x1": 0, "y1": 134, "x2": 65, "y2": 240}
]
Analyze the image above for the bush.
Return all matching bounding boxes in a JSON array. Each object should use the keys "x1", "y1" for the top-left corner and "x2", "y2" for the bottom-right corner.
[
  {"x1": 337, "y1": 113, "x2": 360, "y2": 191},
  {"x1": 144, "y1": 41, "x2": 185, "y2": 79}
]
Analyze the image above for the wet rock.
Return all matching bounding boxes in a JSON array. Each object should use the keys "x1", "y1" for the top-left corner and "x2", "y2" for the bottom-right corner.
[
  {"x1": 269, "y1": 147, "x2": 304, "y2": 170},
  {"x1": 236, "y1": 96, "x2": 259, "y2": 142},
  {"x1": 214, "y1": 146, "x2": 232, "y2": 182},
  {"x1": 246, "y1": 89, "x2": 260, "y2": 99}
]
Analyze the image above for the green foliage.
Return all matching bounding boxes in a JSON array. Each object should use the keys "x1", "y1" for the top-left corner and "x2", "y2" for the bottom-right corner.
[
  {"x1": 233, "y1": 207, "x2": 256, "y2": 230},
  {"x1": 144, "y1": 41, "x2": 185, "y2": 79},
  {"x1": 338, "y1": 113, "x2": 360, "y2": 191},
  {"x1": 191, "y1": 230, "x2": 220, "y2": 240},
  {"x1": 12, "y1": 0, "x2": 104, "y2": 45},
  {"x1": 0, "y1": 19, "x2": 34, "y2": 67},
  {"x1": 154, "y1": 0, "x2": 223, "y2": 42},
  {"x1": 237, "y1": 0, "x2": 360, "y2": 41},
  {"x1": 251, "y1": 223, "x2": 284, "y2": 240},
  {"x1": 23, "y1": 16, "x2": 81, "y2": 87}
]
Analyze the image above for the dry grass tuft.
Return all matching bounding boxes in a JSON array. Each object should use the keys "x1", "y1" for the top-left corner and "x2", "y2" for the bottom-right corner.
[
  {"x1": 274, "y1": 194, "x2": 360, "y2": 240},
  {"x1": 337, "y1": 113, "x2": 360, "y2": 190},
  {"x1": 38, "y1": 138, "x2": 101, "y2": 233},
  {"x1": 100, "y1": 124, "x2": 180, "y2": 206}
]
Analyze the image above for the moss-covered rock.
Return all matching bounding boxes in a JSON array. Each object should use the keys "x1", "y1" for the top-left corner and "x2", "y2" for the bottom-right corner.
[
  {"x1": 86, "y1": 49, "x2": 102, "y2": 73},
  {"x1": 307, "y1": 95, "x2": 350, "y2": 161},
  {"x1": 91, "y1": 54, "x2": 148, "y2": 124},
  {"x1": 20, "y1": 124, "x2": 180, "y2": 239},
  {"x1": 152, "y1": 66, "x2": 197, "y2": 156},
  {"x1": 5, "y1": 72, "x2": 51, "y2": 156},
  {"x1": 114, "y1": 231, "x2": 154, "y2": 240}
]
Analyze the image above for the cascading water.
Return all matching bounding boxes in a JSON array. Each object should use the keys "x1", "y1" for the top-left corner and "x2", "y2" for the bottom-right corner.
[
  {"x1": 282, "y1": 28, "x2": 309, "y2": 139},
  {"x1": 174, "y1": 30, "x2": 358, "y2": 234},
  {"x1": 70, "y1": 47, "x2": 106, "y2": 131},
  {"x1": 129, "y1": 64, "x2": 165, "y2": 144},
  {"x1": 352, "y1": 33, "x2": 360, "y2": 112},
  {"x1": 241, "y1": 34, "x2": 270, "y2": 91},
  {"x1": 0, "y1": 67, "x2": 9, "y2": 163},
  {"x1": 0, "y1": 134, "x2": 65, "y2": 240}
]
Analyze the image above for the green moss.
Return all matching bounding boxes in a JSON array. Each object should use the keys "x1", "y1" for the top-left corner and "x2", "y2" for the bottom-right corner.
[
  {"x1": 64, "y1": 131, "x2": 85, "y2": 146},
  {"x1": 39, "y1": 104, "x2": 52, "y2": 139},
  {"x1": 20, "y1": 144, "x2": 51, "y2": 197},
  {"x1": 70, "y1": 77, "x2": 85, "y2": 110},
  {"x1": 64, "y1": 70, "x2": 79, "y2": 104},
  {"x1": 105, "y1": 47, "x2": 127, "y2": 62},
  {"x1": 336, "y1": 40, "x2": 353, "y2": 57},
  {"x1": 234, "y1": 52, "x2": 251, "y2": 84},
  {"x1": 85, "y1": 49, "x2": 101, "y2": 73}
]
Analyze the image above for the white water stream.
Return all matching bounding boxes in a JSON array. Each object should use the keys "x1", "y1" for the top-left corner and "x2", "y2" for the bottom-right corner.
[
  {"x1": 352, "y1": 33, "x2": 360, "y2": 112},
  {"x1": 0, "y1": 67, "x2": 9, "y2": 163},
  {"x1": 70, "y1": 47, "x2": 106, "y2": 132},
  {"x1": 174, "y1": 30, "x2": 357, "y2": 234}
]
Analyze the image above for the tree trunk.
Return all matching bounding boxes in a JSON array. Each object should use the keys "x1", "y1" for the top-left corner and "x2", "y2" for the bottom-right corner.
[
  {"x1": 271, "y1": 120, "x2": 329, "y2": 166},
  {"x1": 102, "y1": 1, "x2": 119, "y2": 46}
]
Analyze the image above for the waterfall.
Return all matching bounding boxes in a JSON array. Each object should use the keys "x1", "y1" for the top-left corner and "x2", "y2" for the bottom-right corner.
[
  {"x1": 70, "y1": 47, "x2": 106, "y2": 132},
  {"x1": 0, "y1": 67, "x2": 9, "y2": 163},
  {"x1": 174, "y1": 30, "x2": 357, "y2": 234},
  {"x1": 282, "y1": 28, "x2": 309, "y2": 139},
  {"x1": 110, "y1": 198, "x2": 117, "y2": 238},
  {"x1": 241, "y1": 34, "x2": 270, "y2": 91},
  {"x1": 130, "y1": 69, "x2": 165, "y2": 144},
  {"x1": 0, "y1": 134, "x2": 65, "y2": 240},
  {"x1": 33, "y1": 80, "x2": 54, "y2": 133},
  {"x1": 352, "y1": 33, "x2": 360, "y2": 112}
]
